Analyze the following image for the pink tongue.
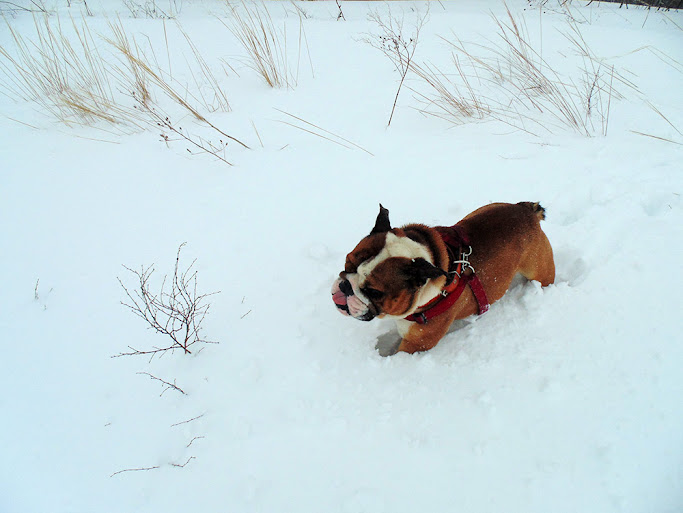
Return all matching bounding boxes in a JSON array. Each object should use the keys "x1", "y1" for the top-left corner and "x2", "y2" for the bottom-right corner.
[
  {"x1": 332, "y1": 289, "x2": 347, "y2": 308},
  {"x1": 331, "y1": 278, "x2": 350, "y2": 316}
]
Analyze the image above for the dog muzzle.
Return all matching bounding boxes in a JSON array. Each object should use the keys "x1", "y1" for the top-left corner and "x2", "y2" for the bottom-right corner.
[{"x1": 331, "y1": 277, "x2": 375, "y2": 321}]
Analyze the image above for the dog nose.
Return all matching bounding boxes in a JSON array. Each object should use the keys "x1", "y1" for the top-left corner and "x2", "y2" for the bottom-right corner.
[{"x1": 339, "y1": 279, "x2": 354, "y2": 296}]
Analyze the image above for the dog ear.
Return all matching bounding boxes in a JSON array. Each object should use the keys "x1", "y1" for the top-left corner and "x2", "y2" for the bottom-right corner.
[
  {"x1": 404, "y1": 258, "x2": 447, "y2": 289},
  {"x1": 370, "y1": 204, "x2": 391, "y2": 235}
]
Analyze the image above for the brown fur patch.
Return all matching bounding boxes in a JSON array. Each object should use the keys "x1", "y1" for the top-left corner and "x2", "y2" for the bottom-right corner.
[
  {"x1": 343, "y1": 233, "x2": 386, "y2": 274},
  {"x1": 363, "y1": 257, "x2": 418, "y2": 316}
]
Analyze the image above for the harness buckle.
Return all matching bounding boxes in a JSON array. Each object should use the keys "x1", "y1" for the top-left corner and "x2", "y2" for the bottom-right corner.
[{"x1": 452, "y1": 245, "x2": 475, "y2": 276}]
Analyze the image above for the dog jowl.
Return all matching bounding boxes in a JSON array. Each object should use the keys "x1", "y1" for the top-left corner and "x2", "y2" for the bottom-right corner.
[{"x1": 331, "y1": 203, "x2": 555, "y2": 354}]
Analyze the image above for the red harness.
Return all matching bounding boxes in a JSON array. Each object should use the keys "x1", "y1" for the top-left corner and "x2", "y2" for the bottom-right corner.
[{"x1": 404, "y1": 225, "x2": 489, "y2": 325}]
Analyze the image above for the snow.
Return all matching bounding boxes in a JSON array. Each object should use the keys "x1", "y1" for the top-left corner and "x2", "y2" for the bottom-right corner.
[{"x1": 1, "y1": 1, "x2": 682, "y2": 512}]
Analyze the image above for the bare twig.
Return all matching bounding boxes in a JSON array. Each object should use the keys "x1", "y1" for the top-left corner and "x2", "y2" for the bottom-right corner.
[
  {"x1": 137, "y1": 372, "x2": 187, "y2": 396},
  {"x1": 110, "y1": 466, "x2": 160, "y2": 477},
  {"x1": 149, "y1": 106, "x2": 235, "y2": 166},
  {"x1": 336, "y1": 0, "x2": 345, "y2": 21},
  {"x1": 186, "y1": 436, "x2": 205, "y2": 448},
  {"x1": 171, "y1": 456, "x2": 196, "y2": 468},
  {"x1": 171, "y1": 413, "x2": 205, "y2": 428}
]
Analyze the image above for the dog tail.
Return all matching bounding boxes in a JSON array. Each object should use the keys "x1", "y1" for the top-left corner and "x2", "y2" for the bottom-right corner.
[{"x1": 519, "y1": 201, "x2": 546, "y2": 221}]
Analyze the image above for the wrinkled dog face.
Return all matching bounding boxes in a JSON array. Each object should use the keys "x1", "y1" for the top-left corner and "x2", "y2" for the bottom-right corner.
[{"x1": 331, "y1": 206, "x2": 447, "y2": 321}]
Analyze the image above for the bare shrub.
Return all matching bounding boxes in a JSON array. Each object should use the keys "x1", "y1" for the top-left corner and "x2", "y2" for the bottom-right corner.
[
  {"x1": 366, "y1": 5, "x2": 429, "y2": 126},
  {"x1": 116, "y1": 243, "x2": 219, "y2": 359},
  {"x1": 122, "y1": 0, "x2": 175, "y2": 20}
]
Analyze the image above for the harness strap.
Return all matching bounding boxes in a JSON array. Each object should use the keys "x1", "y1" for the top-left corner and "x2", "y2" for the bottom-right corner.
[
  {"x1": 404, "y1": 224, "x2": 490, "y2": 325},
  {"x1": 468, "y1": 274, "x2": 490, "y2": 314},
  {"x1": 435, "y1": 225, "x2": 470, "y2": 250}
]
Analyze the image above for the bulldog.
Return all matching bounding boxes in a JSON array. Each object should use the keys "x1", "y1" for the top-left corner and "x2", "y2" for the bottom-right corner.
[{"x1": 331, "y1": 202, "x2": 555, "y2": 355}]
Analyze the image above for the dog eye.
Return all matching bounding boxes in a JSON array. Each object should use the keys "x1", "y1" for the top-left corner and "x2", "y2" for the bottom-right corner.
[{"x1": 362, "y1": 287, "x2": 385, "y2": 300}]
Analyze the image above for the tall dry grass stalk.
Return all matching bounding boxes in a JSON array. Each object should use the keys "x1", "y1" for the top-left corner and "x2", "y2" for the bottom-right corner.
[
  {"x1": 177, "y1": 23, "x2": 232, "y2": 113},
  {"x1": 223, "y1": 2, "x2": 297, "y2": 89},
  {"x1": 274, "y1": 108, "x2": 374, "y2": 156}
]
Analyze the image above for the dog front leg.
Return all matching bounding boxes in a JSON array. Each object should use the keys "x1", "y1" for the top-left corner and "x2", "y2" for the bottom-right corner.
[{"x1": 396, "y1": 320, "x2": 451, "y2": 354}]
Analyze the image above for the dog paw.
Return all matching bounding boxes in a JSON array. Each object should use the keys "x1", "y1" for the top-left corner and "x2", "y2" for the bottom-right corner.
[{"x1": 375, "y1": 331, "x2": 401, "y2": 357}]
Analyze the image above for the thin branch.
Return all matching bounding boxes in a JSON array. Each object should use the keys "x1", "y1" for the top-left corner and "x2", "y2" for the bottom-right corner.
[
  {"x1": 170, "y1": 413, "x2": 205, "y2": 428},
  {"x1": 171, "y1": 456, "x2": 196, "y2": 468},
  {"x1": 186, "y1": 436, "x2": 205, "y2": 448},
  {"x1": 110, "y1": 466, "x2": 160, "y2": 477},
  {"x1": 137, "y1": 372, "x2": 187, "y2": 395}
]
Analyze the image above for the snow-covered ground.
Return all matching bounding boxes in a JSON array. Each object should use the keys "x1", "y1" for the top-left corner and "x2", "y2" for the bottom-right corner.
[{"x1": 1, "y1": 1, "x2": 682, "y2": 512}]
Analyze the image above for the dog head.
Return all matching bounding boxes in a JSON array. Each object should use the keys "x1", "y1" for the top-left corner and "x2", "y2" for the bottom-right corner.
[{"x1": 331, "y1": 205, "x2": 447, "y2": 321}]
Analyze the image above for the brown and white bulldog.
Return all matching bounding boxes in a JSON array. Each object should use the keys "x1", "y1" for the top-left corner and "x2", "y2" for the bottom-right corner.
[{"x1": 331, "y1": 202, "x2": 555, "y2": 354}]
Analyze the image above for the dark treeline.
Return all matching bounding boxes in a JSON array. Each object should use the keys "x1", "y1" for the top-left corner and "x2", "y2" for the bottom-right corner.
[{"x1": 587, "y1": 0, "x2": 682, "y2": 9}]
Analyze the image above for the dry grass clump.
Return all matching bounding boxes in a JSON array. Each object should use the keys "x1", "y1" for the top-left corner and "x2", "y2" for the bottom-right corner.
[
  {"x1": 0, "y1": 13, "x2": 247, "y2": 161},
  {"x1": 106, "y1": 18, "x2": 249, "y2": 159},
  {"x1": 443, "y1": 5, "x2": 624, "y2": 136},
  {"x1": 223, "y1": 1, "x2": 302, "y2": 89},
  {"x1": 369, "y1": 3, "x2": 625, "y2": 137},
  {"x1": 0, "y1": 14, "x2": 145, "y2": 129},
  {"x1": 409, "y1": 59, "x2": 491, "y2": 124}
]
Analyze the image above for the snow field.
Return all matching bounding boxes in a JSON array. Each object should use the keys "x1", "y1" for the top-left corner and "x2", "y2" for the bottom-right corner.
[{"x1": 1, "y1": 1, "x2": 682, "y2": 512}]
